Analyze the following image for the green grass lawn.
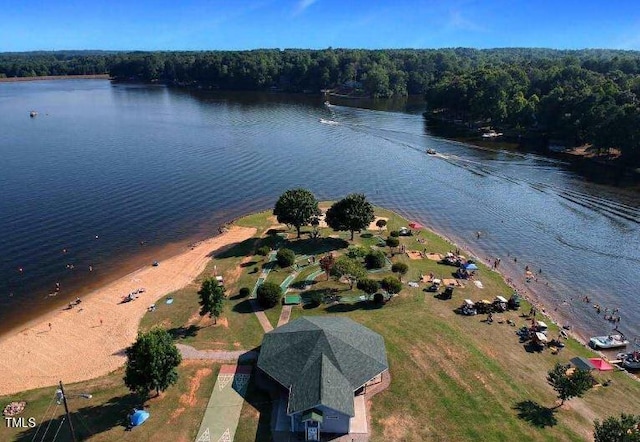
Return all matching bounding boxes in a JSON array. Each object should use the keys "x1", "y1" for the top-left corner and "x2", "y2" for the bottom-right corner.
[{"x1": 3, "y1": 204, "x2": 639, "y2": 442}]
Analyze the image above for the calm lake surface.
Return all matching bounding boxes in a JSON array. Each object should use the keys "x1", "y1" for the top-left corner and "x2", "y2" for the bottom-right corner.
[{"x1": 1, "y1": 80, "x2": 639, "y2": 343}]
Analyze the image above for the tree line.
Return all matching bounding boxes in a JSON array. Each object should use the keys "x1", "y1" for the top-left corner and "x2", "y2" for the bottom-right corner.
[{"x1": 2, "y1": 48, "x2": 640, "y2": 165}]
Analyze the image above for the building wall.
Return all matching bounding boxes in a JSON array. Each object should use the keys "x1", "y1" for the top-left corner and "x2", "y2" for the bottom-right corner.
[{"x1": 291, "y1": 405, "x2": 351, "y2": 434}]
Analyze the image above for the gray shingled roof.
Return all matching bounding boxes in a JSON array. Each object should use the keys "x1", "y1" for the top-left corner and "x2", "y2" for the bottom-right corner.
[{"x1": 258, "y1": 316, "x2": 388, "y2": 417}]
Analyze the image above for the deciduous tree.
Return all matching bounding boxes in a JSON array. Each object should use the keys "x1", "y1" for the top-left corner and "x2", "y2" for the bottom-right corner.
[
  {"x1": 332, "y1": 256, "x2": 367, "y2": 289},
  {"x1": 198, "y1": 277, "x2": 225, "y2": 324},
  {"x1": 124, "y1": 328, "x2": 182, "y2": 399},
  {"x1": 325, "y1": 193, "x2": 375, "y2": 240},
  {"x1": 273, "y1": 189, "x2": 320, "y2": 239},
  {"x1": 546, "y1": 362, "x2": 593, "y2": 408},
  {"x1": 594, "y1": 414, "x2": 640, "y2": 442}
]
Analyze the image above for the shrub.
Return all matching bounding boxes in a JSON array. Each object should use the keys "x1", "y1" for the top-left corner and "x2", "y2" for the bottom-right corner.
[
  {"x1": 389, "y1": 230, "x2": 400, "y2": 237},
  {"x1": 239, "y1": 287, "x2": 251, "y2": 298},
  {"x1": 373, "y1": 292, "x2": 385, "y2": 305},
  {"x1": 257, "y1": 245, "x2": 271, "y2": 256},
  {"x1": 357, "y1": 278, "x2": 381, "y2": 295},
  {"x1": 364, "y1": 250, "x2": 386, "y2": 269},
  {"x1": 391, "y1": 262, "x2": 409, "y2": 276},
  {"x1": 347, "y1": 246, "x2": 367, "y2": 259},
  {"x1": 276, "y1": 248, "x2": 296, "y2": 268},
  {"x1": 381, "y1": 276, "x2": 402, "y2": 294},
  {"x1": 306, "y1": 291, "x2": 323, "y2": 308},
  {"x1": 256, "y1": 282, "x2": 282, "y2": 308}
]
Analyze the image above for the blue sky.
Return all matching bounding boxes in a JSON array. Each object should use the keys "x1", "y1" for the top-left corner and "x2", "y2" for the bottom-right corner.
[{"x1": 2, "y1": 0, "x2": 640, "y2": 52}]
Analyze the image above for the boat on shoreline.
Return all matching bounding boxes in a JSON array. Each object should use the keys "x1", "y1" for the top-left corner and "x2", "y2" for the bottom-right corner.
[
  {"x1": 589, "y1": 334, "x2": 629, "y2": 349},
  {"x1": 481, "y1": 129, "x2": 503, "y2": 138},
  {"x1": 616, "y1": 351, "x2": 640, "y2": 370}
]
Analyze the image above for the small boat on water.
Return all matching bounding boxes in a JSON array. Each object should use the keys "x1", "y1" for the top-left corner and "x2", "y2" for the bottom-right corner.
[
  {"x1": 29, "y1": 110, "x2": 38, "y2": 118},
  {"x1": 324, "y1": 101, "x2": 331, "y2": 106},
  {"x1": 426, "y1": 149, "x2": 437, "y2": 155},
  {"x1": 481, "y1": 130, "x2": 503, "y2": 138},
  {"x1": 589, "y1": 334, "x2": 629, "y2": 349},
  {"x1": 617, "y1": 351, "x2": 640, "y2": 371},
  {"x1": 319, "y1": 118, "x2": 339, "y2": 125}
]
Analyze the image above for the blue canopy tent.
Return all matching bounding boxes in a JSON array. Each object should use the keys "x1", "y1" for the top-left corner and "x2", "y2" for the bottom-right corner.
[
  {"x1": 464, "y1": 263, "x2": 478, "y2": 271},
  {"x1": 130, "y1": 409, "x2": 150, "y2": 427}
]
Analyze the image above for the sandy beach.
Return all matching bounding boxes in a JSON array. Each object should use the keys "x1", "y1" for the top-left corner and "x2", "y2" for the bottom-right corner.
[{"x1": 0, "y1": 226, "x2": 255, "y2": 397}]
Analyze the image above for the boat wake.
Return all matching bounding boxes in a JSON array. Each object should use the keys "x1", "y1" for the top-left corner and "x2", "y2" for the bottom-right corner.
[{"x1": 319, "y1": 118, "x2": 340, "y2": 125}]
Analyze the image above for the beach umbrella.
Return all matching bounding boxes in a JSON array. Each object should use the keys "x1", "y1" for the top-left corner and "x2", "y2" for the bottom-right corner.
[
  {"x1": 409, "y1": 222, "x2": 423, "y2": 229},
  {"x1": 130, "y1": 409, "x2": 150, "y2": 427}
]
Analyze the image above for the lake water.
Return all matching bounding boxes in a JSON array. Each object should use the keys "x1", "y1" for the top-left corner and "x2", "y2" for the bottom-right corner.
[{"x1": 1, "y1": 80, "x2": 639, "y2": 345}]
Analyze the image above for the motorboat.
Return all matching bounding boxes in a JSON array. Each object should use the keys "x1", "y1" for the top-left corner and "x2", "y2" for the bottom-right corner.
[
  {"x1": 29, "y1": 110, "x2": 38, "y2": 117},
  {"x1": 617, "y1": 351, "x2": 640, "y2": 371},
  {"x1": 481, "y1": 130, "x2": 503, "y2": 138},
  {"x1": 590, "y1": 334, "x2": 629, "y2": 349},
  {"x1": 426, "y1": 149, "x2": 437, "y2": 155}
]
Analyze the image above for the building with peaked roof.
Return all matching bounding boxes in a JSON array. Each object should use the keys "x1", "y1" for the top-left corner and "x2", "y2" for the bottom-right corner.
[{"x1": 257, "y1": 316, "x2": 388, "y2": 440}]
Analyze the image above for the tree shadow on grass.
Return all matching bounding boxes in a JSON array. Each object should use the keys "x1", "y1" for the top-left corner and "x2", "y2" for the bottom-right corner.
[
  {"x1": 324, "y1": 300, "x2": 383, "y2": 313},
  {"x1": 168, "y1": 324, "x2": 200, "y2": 340},
  {"x1": 281, "y1": 237, "x2": 349, "y2": 256},
  {"x1": 514, "y1": 400, "x2": 557, "y2": 428},
  {"x1": 290, "y1": 280, "x2": 317, "y2": 290},
  {"x1": 360, "y1": 233, "x2": 373, "y2": 238},
  {"x1": 233, "y1": 299, "x2": 255, "y2": 314},
  {"x1": 241, "y1": 261, "x2": 258, "y2": 268},
  {"x1": 15, "y1": 393, "x2": 140, "y2": 441},
  {"x1": 213, "y1": 238, "x2": 259, "y2": 259}
]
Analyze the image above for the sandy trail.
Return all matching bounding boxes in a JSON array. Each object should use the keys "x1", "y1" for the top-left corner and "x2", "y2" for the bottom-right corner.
[{"x1": 0, "y1": 226, "x2": 255, "y2": 396}]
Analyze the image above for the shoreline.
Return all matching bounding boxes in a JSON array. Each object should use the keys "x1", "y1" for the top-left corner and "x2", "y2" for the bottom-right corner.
[
  {"x1": 0, "y1": 74, "x2": 111, "y2": 83},
  {"x1": 0, "y1": 226, "x2": 256, "y2": 396},
  {"x1": 0, "y1": 205, "x2": 633, "y2": 397}
]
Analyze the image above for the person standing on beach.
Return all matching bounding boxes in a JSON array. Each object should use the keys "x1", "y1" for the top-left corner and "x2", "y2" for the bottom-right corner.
[{"x1": 48, "y1": 322, "x2": 52, "y2": 331}]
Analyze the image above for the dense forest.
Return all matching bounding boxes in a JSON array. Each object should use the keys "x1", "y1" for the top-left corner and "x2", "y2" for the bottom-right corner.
[{"x1": 2, "y1": 48, "x2": 640, "y2": 166}]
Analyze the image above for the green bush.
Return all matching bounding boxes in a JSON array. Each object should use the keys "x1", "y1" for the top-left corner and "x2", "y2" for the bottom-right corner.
[
  {"x1": 276, "y1": 248, "x2": 296, "y2": 268},
  {"x1": 389, "y1": 230, "x2": 400, "y2": 237},
  {"x1": 386, "y1": 236, "x2": 400, "y2": 249},
  {"x1": 381, "y1": 276, "x2": 402, "y2": 294},
  {"x1": 391, "y1": 262, "x2": 409, "y2": 275},
  {"x1": 357, "y1": 278, "x2": 381, "y2": 295},
  {"x1": 364, "y1": 250, "x2": 386, "y2": 269},
  {"x1": 347, "y1": 246, "x2": 367, "y2": 259},
  {"x1": 256, "y1": 282, "x2": 282, "y2": 308},
  {"x1": 306, "y1": 291, "x2": 324, "y2": 308},
  {"x1": 257, "y1": 245, "x2": 271, "y2": 256},
  {"x1": 239, "y1": 287, "x2": 251, "y2": 298}
]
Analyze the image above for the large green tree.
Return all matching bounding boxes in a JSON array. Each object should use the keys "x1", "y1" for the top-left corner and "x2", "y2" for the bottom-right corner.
[
  {"x1": 256, "y1": 281, "x2": 282, "y2": 308},
  {"x1": 273, "y1": 188, "x2": 320, "y2": 238},
  {"x1": 332, "y1": 256, "x2": 367, "y2": 289},
  {"x1": 594, "y1": 414, "x2": 640, "y2": 442},
  {"x1": 546, "y1": 362, "x2": 594, "y2": 408},
  {"x1": 325, "y1": 193, "x2": 375, "y2": 240},
  {"x1": 198, "y1": 277, "x2": 225, "y2": 324},
  {"x1": 124, "y1": 328, "x2": 182, "y2": 398}
]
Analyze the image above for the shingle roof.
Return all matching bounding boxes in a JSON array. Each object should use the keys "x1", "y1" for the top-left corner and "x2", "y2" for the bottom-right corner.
[{"x1": 258, "y1": 316, "x2": 388, "y2": 417}]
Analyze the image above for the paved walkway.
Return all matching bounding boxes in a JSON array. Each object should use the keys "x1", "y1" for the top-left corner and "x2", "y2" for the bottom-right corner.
[
  {"x1": 195, "y1": 365, "x2": 252, "y2": 442},
  {"x1": 250, "y1": 299, "x2": 274, "y2": 332},
  {"x1": 276, "y1": 305, "x2": 292, "y2": 328},
  {"x1": 176, "y1": 343, "x2": 257, "y2": 362}
]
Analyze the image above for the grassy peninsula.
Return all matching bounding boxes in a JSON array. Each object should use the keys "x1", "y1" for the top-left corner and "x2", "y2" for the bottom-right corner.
[{"x1": 2, "y1": 201, "x2": 639, "y2": 442}]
